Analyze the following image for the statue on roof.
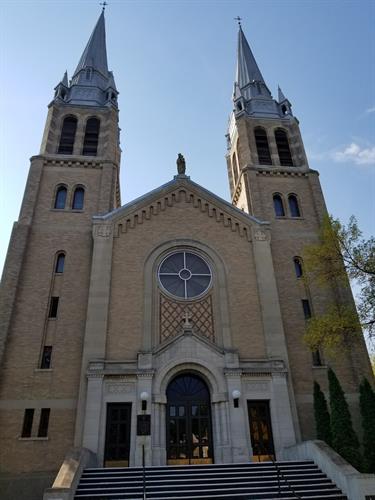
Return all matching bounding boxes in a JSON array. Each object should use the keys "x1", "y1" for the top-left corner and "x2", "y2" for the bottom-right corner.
[{"x1": 177, "y1": 153, "x2": 186, "y2": 175}]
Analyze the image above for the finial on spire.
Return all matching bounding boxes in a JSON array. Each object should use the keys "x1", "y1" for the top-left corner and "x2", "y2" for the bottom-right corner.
[
  {"x1": 100, "y1": 1, "x2": 107, "y2": 12},
  {"x1": 234, "y1": 16, "x2": 242, "y2": 27}
]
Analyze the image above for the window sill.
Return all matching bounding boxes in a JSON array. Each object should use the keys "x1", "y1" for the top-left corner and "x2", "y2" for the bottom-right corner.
[
  {"x1": 275, "y1": 216, "x2": 304, "y2": 220},
  {"x1": 18, "y1": 437, "x2": 49, "y2": 441},
  {"x1": 312, "y1": 365, "x2": 327, "y2": 369},
  {"x1": 50, "y1": 209, "x2": 84, "y2": 213},
  {"x1": 34, "y1": 368, "x2": 53, "y2": 373}
]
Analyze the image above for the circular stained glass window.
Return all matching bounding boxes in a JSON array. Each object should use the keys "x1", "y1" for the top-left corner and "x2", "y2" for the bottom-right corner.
[{"x1": 158, "y1": 251, "x2": 212, "y2": 300}]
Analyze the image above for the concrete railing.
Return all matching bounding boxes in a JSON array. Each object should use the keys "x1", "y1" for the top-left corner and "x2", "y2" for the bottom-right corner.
[
  {"x1": 43, "y1": 447, "x2": 97, "y2": 500},
  {"x1": 281, "y1": 440, "x2": 375, "y2": 500}
]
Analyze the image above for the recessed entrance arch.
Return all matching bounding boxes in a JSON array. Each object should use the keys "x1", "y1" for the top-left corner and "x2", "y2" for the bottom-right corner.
[{"x1": 166, "y1": 373, "x2": 213, "y2": 465}]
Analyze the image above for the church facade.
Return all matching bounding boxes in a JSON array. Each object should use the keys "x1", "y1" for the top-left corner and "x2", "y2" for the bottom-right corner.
[{"x1": 0, "y1": 11, "x2": 373, "y2": 494}]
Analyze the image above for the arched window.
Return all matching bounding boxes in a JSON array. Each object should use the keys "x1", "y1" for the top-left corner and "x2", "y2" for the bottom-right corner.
[
  {"x1": 288, "y1": 194, "x2": 301, "y2": 217},
  {"x1": 57, "y1": 116, "x2": 77, "y2": 154},
  {"x1": 82, "y1": 117, "x2": 100, "y2": 156},
  {"x1": 232, "y1": 153, "x2": 239, "y2": 183},
  {"x1": 55, "y1": 253, "x2": 65, "y2": 273},
  {"x1": 54, "y1": 186, "x2": 67, "y2": 209},
  {"x1": 293, "y1": 257, "x2": 303, "y2": 278},
  {"x1": 273, "y1": 194, "x2": 285, "y2": 217},
  {"x1": 72, "y1": 187, "x2": 85, "y2": 210},
  {"x1": 275, "y1": 129, "x2": 293, "y2": 166},
  {"x1": 254, "y1": 127, "x2": 272, "y2": 165}
]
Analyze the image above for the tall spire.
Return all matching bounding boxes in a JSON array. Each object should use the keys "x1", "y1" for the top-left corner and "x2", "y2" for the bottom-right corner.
[
  {"x1": 52, "y1": 11, "x2": 118, "y2": 107},
  {"x1": 73, "y1": 10, "x2": 108, "y2": 78},
  {"x1": 232, "y1": 25, "x2": 292, "y2": 119},
  {"x1": 236, "y1": 26, "x2": 266, "y2": 89}
]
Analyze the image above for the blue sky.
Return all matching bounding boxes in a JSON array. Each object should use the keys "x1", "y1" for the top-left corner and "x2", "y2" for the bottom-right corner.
[{"x1": 0, "y1": 0, "x2": 374, "y2": 279}]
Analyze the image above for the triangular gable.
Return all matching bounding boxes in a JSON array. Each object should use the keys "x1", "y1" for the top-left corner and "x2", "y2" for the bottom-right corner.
[{"x1": 93, "y1": 175, "x2": 269, "y2": 241}]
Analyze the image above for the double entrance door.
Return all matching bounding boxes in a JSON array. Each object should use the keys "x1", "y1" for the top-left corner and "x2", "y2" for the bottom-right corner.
[{"x1": 166, "y1": 374, "x2": 213, "y2": 465}]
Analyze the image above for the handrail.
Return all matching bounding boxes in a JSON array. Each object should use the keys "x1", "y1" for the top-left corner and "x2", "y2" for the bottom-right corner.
[
  {"x1": 142, "y1": 444, "x2": 146, "y2": 500},
  {"x1": 256, "y1": 445, "x2": 302, "y2": 499}
]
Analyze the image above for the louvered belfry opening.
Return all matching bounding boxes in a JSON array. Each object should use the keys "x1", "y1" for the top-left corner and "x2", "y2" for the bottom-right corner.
[
  {"x1": 254, "y1": 127, "x2": 272, "y2": 165},
  {"x1": 82, "y1": 117, "x2": 100, "y2": 156},
  {"x1": 275, "y1": 129, "x2": 293, "y2": 166},
  {"x1": 57, "y1": 116, "x2": 78, "y2": 154}
]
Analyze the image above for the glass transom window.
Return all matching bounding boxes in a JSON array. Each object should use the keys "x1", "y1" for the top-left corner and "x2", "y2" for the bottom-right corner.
[{"x1": 158, "y1": 251, "x2": 212, "y2": 300}]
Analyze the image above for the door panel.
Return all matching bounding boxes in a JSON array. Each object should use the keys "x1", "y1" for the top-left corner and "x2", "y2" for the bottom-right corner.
[
  {"x1": 104, "y1": 403, "x2": 131, "y2": 467},
  {"x1": 247, "y1": 400, "x2": 275, "y2": 461}
]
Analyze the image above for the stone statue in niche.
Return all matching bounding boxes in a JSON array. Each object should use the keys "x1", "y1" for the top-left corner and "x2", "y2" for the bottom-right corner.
[{"x1": 177, "y1": 153, "x2": 186, "y2": 175}]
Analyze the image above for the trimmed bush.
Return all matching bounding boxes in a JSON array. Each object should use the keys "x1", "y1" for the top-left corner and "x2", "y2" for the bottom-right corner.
[
  {"x1": 359, "y1": 377, "x2": 375, "y2": 473},
  {"x1": 313, "y1": 381, "x2": 332, "y2": 446},
  {"x1": 328, "y1": 368, "x2": 362, "y2": 470}
]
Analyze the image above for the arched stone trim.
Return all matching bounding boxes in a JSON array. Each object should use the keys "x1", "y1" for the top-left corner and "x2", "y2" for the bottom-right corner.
[
  {"x1": 154, "y1": 361, "x2": 225, "y2": 404},
  {"x1": 142, "y1": 239, "x2": 232, "y2": 352}
]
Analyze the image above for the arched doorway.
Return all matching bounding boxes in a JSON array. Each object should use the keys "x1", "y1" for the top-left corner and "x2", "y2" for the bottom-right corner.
[{"x1": 166, "y1": 373, "x2": 213, "y2": 465}]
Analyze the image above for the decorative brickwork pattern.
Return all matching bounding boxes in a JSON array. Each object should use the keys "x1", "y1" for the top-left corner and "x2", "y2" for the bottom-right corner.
[{"x1": 160, "y1": 294, "x2": 215, "y2": 343}]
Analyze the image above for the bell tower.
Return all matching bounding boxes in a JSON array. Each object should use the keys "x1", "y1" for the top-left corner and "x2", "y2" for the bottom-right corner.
[
  {"x1": 0, "y1": 10, "x2": 121, "y2": 384},
  {"x1": 226, "y1": 24, "x2": 319, "y2": 223}
]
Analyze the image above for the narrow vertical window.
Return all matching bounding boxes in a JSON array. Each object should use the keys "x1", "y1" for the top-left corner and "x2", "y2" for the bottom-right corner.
[
  {"x1": 275, "y1": 129, "x2": 293, "y2": 166},
  {"x1": 232, "y1": 154, "x2": 238, "y2": 183},
  {"x1": 82, "y1": 117, "x2": 100, "y2": 156},
  {"x1": 273, "y1": 194, "x2": 285, "y2": 217},
  {"x1": 21, "y1": 409, "x2": 34, "y2": 438},
  {"x1": 57, "y1": 116, "x2": 77, "y2": 154},
  {"x1": 54, "y1": 186, "x2": 67, "y2": 209},
  {"x1": 294, "y1": 257, "x2": 303, "y2": 278},
  {"x1": 40, "y1": 346, "x2": 52, "y2": 369},
  {"x1": 55, "y1": 253, "x2": 65, "y2": 273},
  {"x1": 49, "y1": 297, "x2": 59, "y2": 318},
  {"x1": 302, "y1": 299, "x2": 312, "y2": 319},
  {"x1": 312, "y1": 350, "x2": 323, "y2": 366},
  {"x1": 38, "y1": 409, "x2": 50, "y2": 437},
  {"x1": 288, "y1": 194, "x2": 301, "y2": 217},
  {"x1": 254, "y1": 127, "x2": 272, "y2": 165},
  {"x1": 72, "y1": 187, "x2": 85, "y2": 210}
]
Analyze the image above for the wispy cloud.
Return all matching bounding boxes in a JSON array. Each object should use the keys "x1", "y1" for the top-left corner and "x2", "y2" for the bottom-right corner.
[
  {"x1": 365, "y1": 106, "x2": 375, "y2": 114},
  {"x1": 332, "y1": 143, "x2": 375, "y2": 166}
]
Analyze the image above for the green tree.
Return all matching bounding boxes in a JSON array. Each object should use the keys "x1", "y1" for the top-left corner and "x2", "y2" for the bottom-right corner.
[
  {"x1": 303, "y1": 214, "x2": 375, "y2": 353},
  {"x1": 359, "y1": 378, "x2": 375, "y2": 473},
  {"x1": 328, "y1": 368, "x2": 362, "y2": 470},
  {"x1": 313, "y1": 381, "x2": 332, "y2": 446}
]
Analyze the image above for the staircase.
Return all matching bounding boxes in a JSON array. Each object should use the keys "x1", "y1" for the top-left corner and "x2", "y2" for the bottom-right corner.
[{"x1": 74, "y1": 460, "x2": 348, "y2": 499}]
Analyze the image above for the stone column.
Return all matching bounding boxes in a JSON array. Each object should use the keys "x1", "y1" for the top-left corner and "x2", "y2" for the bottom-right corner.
[
  {"x1": 82, "y1": 372, "x2": 104, "y2": 454},
  {"x1": 152, "y1": 402, "x2": 167, "y2": 465},
  {"x1": 225, "y1": 370, "x2": 249, "y2": 462},
  {"x1": 135, "y1": 372, "x2": 153, "y2": 466},
  {"x1": 271, "y1": 372, "x2": 297, "y2": 455}
]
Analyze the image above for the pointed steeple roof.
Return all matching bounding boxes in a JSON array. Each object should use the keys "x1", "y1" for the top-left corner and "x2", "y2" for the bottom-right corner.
[
  {"x1": 73, "y1": 10, "x2": 108, "y2": 78},
  {"x1": 278, "y1": 85, "x2": 286, "y2": 102},
  {"x1": 236, "y1": 26, "x2": 265, "y2": 89},
  {"x1": 53, "y1": 11, "x2": 118, "y2": 107},
  {"x1": 231, "y1": 25, "x2": 295, "y2": 118},
  {"x1": 62, "y1": 71, "x2": 68, "y2": 87}
]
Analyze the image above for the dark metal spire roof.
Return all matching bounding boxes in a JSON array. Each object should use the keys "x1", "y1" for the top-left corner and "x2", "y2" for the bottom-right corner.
[
  {"x1": 236, "y1": 26, "x2": 265, "y2": 89},
  {"x1": 53, "y1": 11, "x2": 118, "y2": 108},
  {"x1": 73, "y1": 10, "x2": 108, "y2": 78}
]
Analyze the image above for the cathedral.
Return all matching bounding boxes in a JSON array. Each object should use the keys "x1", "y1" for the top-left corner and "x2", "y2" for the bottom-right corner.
[{"x1": 0, "y1": 10, "x2": 373, "y2": 500}]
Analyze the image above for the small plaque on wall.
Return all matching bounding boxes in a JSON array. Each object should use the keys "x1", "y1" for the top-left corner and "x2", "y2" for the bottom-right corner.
[{"x1": 137, "y1": 415, "x2": 151, "y2": 436}]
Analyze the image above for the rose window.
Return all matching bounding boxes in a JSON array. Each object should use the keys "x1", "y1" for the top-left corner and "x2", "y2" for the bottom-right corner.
[{"x1": 158, "y1": 251, "x2": 212, "y2": 300}]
